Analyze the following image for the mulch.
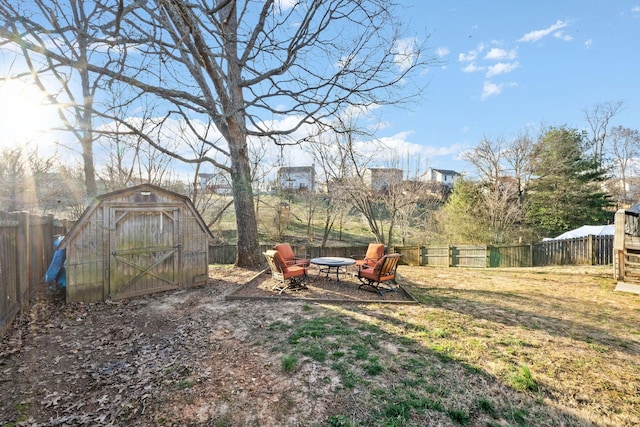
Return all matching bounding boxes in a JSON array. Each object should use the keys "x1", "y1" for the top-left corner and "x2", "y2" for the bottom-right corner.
[{"x1": 226, "y1": 264, "x2": 419, "y2": 304}]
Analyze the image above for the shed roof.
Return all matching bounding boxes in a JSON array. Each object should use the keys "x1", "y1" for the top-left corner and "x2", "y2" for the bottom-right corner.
[
  {"x1": 553, "y1": 225, "x2": 614, "y2": 240},
  {"x1": 626, "y1": 202, "x2": 640, "y2": 216},
  {"x1": 59, "y1": 184, "x2": 214, "y2": 248}
]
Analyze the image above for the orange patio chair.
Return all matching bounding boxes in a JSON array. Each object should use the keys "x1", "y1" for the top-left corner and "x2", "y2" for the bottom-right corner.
[
  {"x1": 352, "y1": 243, "x2": 385, "y2": 270},
  {"x1": 357, "y1": 253, "x2": 402, "y2": 297},
  {"x1": 274, "y1": 243, "x2": 310, "y2": 267},
  {"x1": 264, "y1": 250, "x2": 307, "y2": 294}
]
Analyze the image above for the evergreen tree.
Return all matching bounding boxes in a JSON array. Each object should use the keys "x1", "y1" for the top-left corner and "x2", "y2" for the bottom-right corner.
[{"x1": 525, "y1": 126, "x2": 612, "y2": 237}]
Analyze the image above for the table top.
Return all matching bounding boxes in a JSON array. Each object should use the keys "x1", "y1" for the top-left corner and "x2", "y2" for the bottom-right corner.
[{"x1": 310, "y1": 257, "x2": 356, "y2": 267}]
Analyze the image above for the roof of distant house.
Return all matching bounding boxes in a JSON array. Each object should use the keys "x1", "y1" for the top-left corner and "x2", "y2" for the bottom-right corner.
[
  {"x1": 431, "y1": 168, "x2": 461, "y2": 176},
  {"x1": 278, "y1": 166, "x2": 314, "y2": 172},
  {"x1": 366, "y1": 167, "x2": 403, "y2": 172}
]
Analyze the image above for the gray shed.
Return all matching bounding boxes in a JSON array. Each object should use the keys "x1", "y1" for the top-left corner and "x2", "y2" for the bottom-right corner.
[{"x1": 60, "y1": 184, "x2": 214, "y2": 303}]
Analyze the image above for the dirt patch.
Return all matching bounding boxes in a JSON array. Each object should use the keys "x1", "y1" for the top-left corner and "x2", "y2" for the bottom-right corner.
[
  {"x1": 0, "y1": 265, "x2": 411, "y2": 426},
  {"x1": 1, "y1": 264, "x2": 638, "y2": 427},
  {"x1": 228, "y1": 264, "x2": 417, "y2": 303}
]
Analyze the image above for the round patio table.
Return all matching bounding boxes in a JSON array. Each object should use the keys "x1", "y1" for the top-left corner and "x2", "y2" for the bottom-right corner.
[{"x1": 310, "y1": 257, "x2": 356, "y2": 283}]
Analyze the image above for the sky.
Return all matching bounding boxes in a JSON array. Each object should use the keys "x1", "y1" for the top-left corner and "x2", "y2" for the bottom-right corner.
[
  {"x1": 366, "y1": 0, "x2": 640, "y2": 175},
  {"x1": 1, "y1": 1, "x2": 638, "y2": 181}
]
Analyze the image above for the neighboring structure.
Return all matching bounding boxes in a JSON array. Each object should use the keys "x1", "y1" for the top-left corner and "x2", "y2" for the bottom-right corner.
[
  {"x1": 59, "y1": 184, "x2": 214, "y2": 303},
  {"x1": 422, "y1": 168, "x2": 461, "y2": 187},
  {"x1": 553, "y1": 225, "x2": 614, "y2": 240},
  {"x1": 363, "y1": 168, "x2": 403, "y2": 192},
  {"x1": 199, "y1": 172, "x2": 233, "y2": 195},
  {"x1": 614, "y1": 203, "x2": 640, "y2": 294},
  {"x1": 277, "y1": 166, "x2": 315, "y2": 192},
  {"x1": 605, "y1": 176, "x2": 640, "y2": 208}
]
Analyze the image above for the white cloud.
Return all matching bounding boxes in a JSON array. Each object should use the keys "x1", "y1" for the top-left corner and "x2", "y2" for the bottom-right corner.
[
  {"x1": 342, "y1": 103, "x2": 382, "y2": 119},
  {"x1": 554, "y1": 31, "x2": 573, "y2": 41},
  {"x1": 365, "y1": 131, "x2": 466, "y2": 166},
  {"x1": 435, "y1": 47, "x2": 450, "y2": 58},
  {"x1": 274, "y1": 0, "x2": 297, "y2": 12},
  {"x1": 462, "y1": 62, "x2": 483, "y2": 73},
  {"x1": 632, "y1": 6, "x2": 640, "y2": 13},
  {"x1": 426, "y1": 142, "x2": 467, "y2": 158},
  {"x1": 481, "y1": 81, "x2": 517, "y2": 100},
  {"x1": 458, "y1": 51, "x2": 476, "y2": 62},
  {"x1": 394, "y1": 37, "x2": 419, "y2": 72},
  {"x1": 458, "y1": 43, "x2": 485, "y2": 62},
  {"x1": 484, "y1": 47, "x2": 517, "y2": 61},
  {"x1": 486, "y1": 61, "x2": 519, "y2": 78},
  {"x1": 584, "y1": 39, "x2": 593, "y2": 49},
  {"x1": 482, "y1": 81, "x2": 502, "y2": 99},
  {"x1": 376, "y1": 121, "x2": 393, "y2": 130},
  {"x1": 518, "y1": 20, "x2": 568, "y2": 42}
]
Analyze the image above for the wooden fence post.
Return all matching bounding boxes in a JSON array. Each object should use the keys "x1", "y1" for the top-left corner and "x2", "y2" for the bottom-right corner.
[
  {"x1": 45, "y1": 214, "x2": 54, "y2": 265},
  {"x1": 16, "y1": 212, "x2": 31, "y2": 312},
  {"x1": 529, "y1": 243, "x2": 533, "y2": 267},
  {"x1": 588, "y1": 235, "x2": 595, "y2": 265},
  {"x1": 614, "y1": 209, "x2": 626, "y2": 281}
]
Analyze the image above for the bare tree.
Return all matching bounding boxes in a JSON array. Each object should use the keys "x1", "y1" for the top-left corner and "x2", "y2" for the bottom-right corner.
[
  {"x1": 609, "y1": 126, "x2": 640, "y2": 206},
  {"x1": 584, "y1": 100, "x2": 625, "y2": 167},
  {"x1": 0, "y1": 0, "x2": 127, "y2": 198},
  {"x1": 0, "y1": 146, "x2": 62, "y2": 214},
  {"x1": 503, "y1": 130, "x2": 535, "y2": 202},
  {"x1": 324, "y1": 116, "x2": 389, "y2": 244},
  {"x1": 0, "y1": 147, "x2": 26, "y2": 212},
  {"x1": 1, "y1": 0, "x2": 429, "y2": 266},
  {"x1": 459, "y1": 133, "x2": 532, "y2": 242},
  {"x1": 307, "y1": 118, "x2": 433, "y2": 246},
  {"x1": 305, "y1": 129, "x2": 351, "y2": 248},
  {"x1": 460, "y1": 135, "x2": 504, "y2": 184}
]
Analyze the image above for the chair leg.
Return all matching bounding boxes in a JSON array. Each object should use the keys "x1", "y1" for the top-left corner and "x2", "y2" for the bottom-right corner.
[
  {"x1": 357, "y1": 279, "x2": 396, "y2": 297},
  {"x1": 273, "y1": 276, "x2": 307, "y2": 295}
]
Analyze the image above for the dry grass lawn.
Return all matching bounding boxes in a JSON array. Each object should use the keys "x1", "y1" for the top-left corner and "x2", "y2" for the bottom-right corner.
[
  {"x1": 391, "y1": 265, "x2": 639, "y2": 426},
  {"x1": 1, "y1": 264, "x2": 638, "y2": 426}
]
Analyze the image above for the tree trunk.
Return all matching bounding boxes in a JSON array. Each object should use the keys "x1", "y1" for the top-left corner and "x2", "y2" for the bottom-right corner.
[
  {"x1": 79, "y1": 39, "x2": 97, "y2": 199},
  {"x1": 81, "y1": 134, "x2": 97, "y2": 198},
  {"x1": 225, "y1": 114, "x2": 260, "y2": 266}
]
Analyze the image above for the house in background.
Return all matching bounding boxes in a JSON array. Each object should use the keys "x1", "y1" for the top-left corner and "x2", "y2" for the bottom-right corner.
[
  {"x1": 363, "y1": 168, "x2": 403, "y2": 192},
  {"x1": 277, "y1": 166, "x2": 315, "y2": 192},
  {"x1": 605, "y1": 176, "x2": 640, "y2": 208},
  {"x1": 198, "y1": 172, "x2": 233, "y2": 195},
  {"x1": 422, "y1": 168, "x2": 461, "y2": 187}
]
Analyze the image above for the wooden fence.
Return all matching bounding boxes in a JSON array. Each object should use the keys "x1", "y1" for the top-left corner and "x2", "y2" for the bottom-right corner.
[
  {"x1": 2, "y1": 231, "x2": 612, "y2": 339},
  {"x1": 209, "y1": 244, "x2": 373, "y2": 265},
  {"x1": 0, "y1": 212, "x2": 70, "y2": 338},
  {"x1": 398, "y1": 235, "x2": 613, "y2": 268},
  {"x1": 210, "y1": 235, "x2": 613, "y2": 268}
]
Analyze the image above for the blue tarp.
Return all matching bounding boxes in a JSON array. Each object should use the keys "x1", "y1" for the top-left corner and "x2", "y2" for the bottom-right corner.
[{"x1": 43, "y1": 235, "x2": 66, "y2": 289}]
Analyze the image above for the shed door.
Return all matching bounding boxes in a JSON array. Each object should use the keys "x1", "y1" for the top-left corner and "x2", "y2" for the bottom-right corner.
[{"x1": 109, "y1": 207, "x2": 181, "y2": 300}]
